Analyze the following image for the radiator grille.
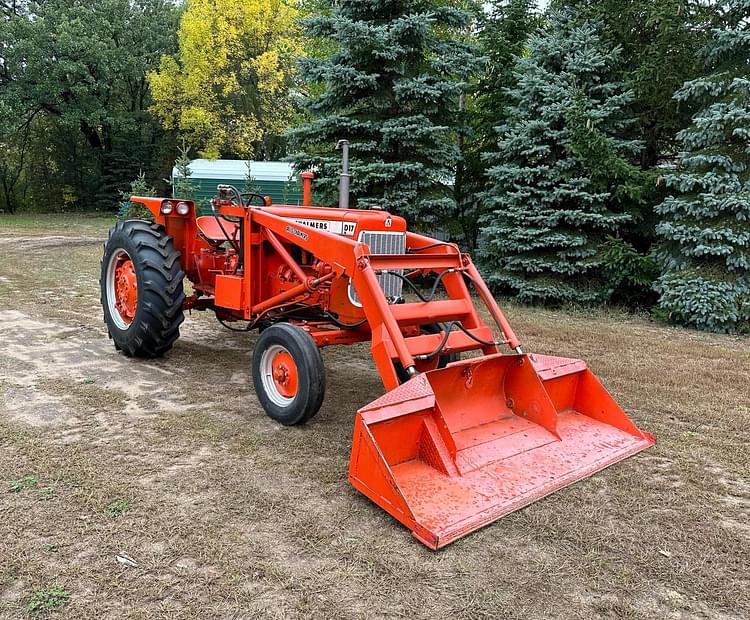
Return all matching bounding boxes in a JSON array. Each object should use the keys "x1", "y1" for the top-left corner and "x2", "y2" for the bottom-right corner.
[{"x1": 349, "y1": 231, "x2": 406, "y2": 306}]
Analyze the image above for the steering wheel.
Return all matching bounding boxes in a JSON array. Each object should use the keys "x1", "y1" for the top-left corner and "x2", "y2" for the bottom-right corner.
[{"x1": 241, "y1": 192, "x2": 269, "y2": 206}]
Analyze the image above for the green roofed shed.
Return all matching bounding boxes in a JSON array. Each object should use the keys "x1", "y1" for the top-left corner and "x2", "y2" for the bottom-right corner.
[{"x1": 172, "y1": 160, "x2": 303, "y2": 209}]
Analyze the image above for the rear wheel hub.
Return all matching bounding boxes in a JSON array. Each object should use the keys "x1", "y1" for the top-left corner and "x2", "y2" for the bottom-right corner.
[{"x1": 107, "y1": 250, "x2": 138, "y2": 329}]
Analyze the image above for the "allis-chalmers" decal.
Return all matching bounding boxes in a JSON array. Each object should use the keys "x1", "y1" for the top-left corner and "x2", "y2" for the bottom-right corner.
[
  {"x1": 292, "y1": 218, "x2": 357, "y2": 237},
  {"x1": 285, "y1": 225, "x2": 309, "y2": 241}
]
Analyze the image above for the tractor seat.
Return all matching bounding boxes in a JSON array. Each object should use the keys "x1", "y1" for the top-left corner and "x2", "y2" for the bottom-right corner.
[{"x1": 196, "y1": 216, "x2": 240, "y2": 244}]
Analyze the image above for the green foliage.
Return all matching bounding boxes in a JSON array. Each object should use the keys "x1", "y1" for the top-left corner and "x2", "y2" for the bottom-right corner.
[
  {"x1": 37, "y1": 487, "x2": 55, "y2": 501},
  {"x1": 557, "y1": 0, "x2": 716, "y2": 168},
  {"x1": 0, "y1": 1, "x2": 179, "y2": 212},
  {"x1": 0, "y1": 109, "x2": 30, "y2": 214},
  {"x1": 600, "y1": 237, "x2": 660, "y2": 305},
  {"x1": 243, "y1": 162, "x2": 257, "y2": 196},
  {"x1": 480, "y1": 10, "x2": 649, "y2": 305},
  {"x1": 148, "y1": 0, "x2": 302, "y2": 159},
  {"x1": 654, "y1": 273, "x2": 750, "y2": 332},
  {"x1": 105, "y1": 500, "x2": 131, "y2": 517},
  {"x1": 119, "y1": 172, "x2": 156, "y2": 221},
  {"x1": 24, "y1": 586, "x2": 70, "y2": 616},
  {"x1": 289, "y1": 0, "x2": 483, "y2": 226},
  {"x1": 9, "y1": 475, "x2": 38, "y2": 493},
  {"x1": 172, "y1": 144, "x2": 197, "y2": 201},
  {"x1": 654, "y1": 0, "x2": 750, "y2": 332},
  {"x1": 456, "y1": 0, "x2": 541, "y2": 247},
  {"x1": 474, "y1": 1, "x2": 540, "y2": 130}
]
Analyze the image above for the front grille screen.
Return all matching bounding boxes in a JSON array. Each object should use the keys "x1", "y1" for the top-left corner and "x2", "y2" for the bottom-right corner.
[{"x1": 349, "y1": 231, "x2": 406, "y2": 306}]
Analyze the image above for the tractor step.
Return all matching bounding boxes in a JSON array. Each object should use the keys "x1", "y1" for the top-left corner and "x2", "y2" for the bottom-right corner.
[
  {"x1": 389, "y1": 299, "x2": 474, "y2": 326},
  {"x1": 369, "y1": 253, "x2": 463, "y2": 271},
  {"x1": 402, "y1": 326, "x2": 496, "y2": 357},
  {"x1": 349, "y1": 353, "x2": 654, "y2": 549}
]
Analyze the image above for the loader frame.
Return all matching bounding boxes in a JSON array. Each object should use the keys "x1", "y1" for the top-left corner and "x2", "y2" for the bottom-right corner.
[{"x1": 132, "y1": 194, "x2": 521, "y2": 390}]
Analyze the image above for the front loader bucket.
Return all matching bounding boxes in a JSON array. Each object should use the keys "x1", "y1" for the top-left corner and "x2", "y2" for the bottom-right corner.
[{"x1": 349, "y1": 353, "x2": 654, "y2": 549}]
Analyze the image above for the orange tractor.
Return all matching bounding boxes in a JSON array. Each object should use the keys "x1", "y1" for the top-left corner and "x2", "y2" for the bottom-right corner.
[{"x1": 101, "y1": 144, "x2": 654, "y2": 549}]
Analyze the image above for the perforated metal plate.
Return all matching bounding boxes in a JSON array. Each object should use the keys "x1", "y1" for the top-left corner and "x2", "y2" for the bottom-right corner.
[{"x1": 349, "y1": 231, "x2": 406, "y2": 306}]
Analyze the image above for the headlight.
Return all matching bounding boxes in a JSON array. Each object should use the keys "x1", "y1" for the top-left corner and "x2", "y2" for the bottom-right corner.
[
  {"x1": 176, "y1": 201, "x2": 190, "y2": 216},
  {"x1": 160, "y1": 200, "x2": 174, "y2": 215}
]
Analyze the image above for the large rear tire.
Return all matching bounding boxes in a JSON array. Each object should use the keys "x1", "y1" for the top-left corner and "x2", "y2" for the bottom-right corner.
[
  {"x1": 100, "y1": 220, "x2": 185, "y2": 358},
  {"x1": 251, "y1": 323, "x2": 326, "y2": 426}
]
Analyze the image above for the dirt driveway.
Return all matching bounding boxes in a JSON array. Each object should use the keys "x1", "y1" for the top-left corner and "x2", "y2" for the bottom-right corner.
[{"x1": 1, "y1": 216, "x2": 748, "y2": 619}]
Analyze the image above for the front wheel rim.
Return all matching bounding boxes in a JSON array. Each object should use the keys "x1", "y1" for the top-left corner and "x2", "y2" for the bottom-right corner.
[
  {"x1": 106, "y1": 250, "x2": 138, "y2": 330},
  {"x1": 260, "y1": 345, "x2": 299, "y2": 407}
]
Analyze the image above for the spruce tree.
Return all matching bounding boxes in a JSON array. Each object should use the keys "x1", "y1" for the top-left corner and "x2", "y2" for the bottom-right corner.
[
  {"x1": 654, "y1": 0, "x2": 750, "y2": 333},
  {"x1": 480, "y1": 11, "x2": 647, "y2": 304},
  {"x1": 556, "y1": 0, "x2": 716, "y2": 169},
  {"x1": 456, "y1": 0, "x2": 540, "y2": 248},
  {"x1": 173, "y1": 143, "x2": 197, "y2": 201},
  {"x1": 118, "y1": 172, "x2": 156, "y2": 220},
  {"x1": 288, "y1": 1, "x2": 482, "y2": 227}
]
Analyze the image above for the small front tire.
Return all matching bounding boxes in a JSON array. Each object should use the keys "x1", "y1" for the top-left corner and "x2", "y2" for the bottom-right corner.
[{"x1": 251, "y1": 323, "x2": 326, "y2": 426}]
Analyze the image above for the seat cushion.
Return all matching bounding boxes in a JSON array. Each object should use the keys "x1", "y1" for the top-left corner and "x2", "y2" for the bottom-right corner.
[{"x1": 196, "y1": 216, "x2": 240, "y2": 242}]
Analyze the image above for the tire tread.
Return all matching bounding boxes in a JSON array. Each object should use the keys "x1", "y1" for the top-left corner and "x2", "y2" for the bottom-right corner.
[{"x1": 100, "y1": 220, "x2": 184, "y2": 358}]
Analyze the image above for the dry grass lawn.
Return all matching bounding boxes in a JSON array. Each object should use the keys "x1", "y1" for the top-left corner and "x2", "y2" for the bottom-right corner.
[{"x1": 0, "y1": 214, "x2": 748, "y2": 619}]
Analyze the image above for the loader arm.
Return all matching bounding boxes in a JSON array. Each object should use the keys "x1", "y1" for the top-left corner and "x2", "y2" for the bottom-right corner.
[{"x1": 252, "y1": 208, "x2": 502, "y2": 389}]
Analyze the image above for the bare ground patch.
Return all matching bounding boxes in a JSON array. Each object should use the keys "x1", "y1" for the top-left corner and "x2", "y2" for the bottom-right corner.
[
  {"x1": 0, "y1": 235, "x2": 102, "y2": 250},
  {"x1": 1, "y1": 217, "x2": 749, "y2": 619}
]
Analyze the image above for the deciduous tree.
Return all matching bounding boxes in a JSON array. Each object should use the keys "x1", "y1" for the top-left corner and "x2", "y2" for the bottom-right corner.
[
  {"x1": 0, "y1": 0, "x2": 179, "y2": 209},
  {"x1": 148, "y1": 0, "x2": 302, "y2": 160}
]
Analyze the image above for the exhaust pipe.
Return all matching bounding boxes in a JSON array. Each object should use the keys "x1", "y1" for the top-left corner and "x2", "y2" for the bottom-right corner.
[
  {"x1": 300, "y1": 171, "x2": 314, "y2": 207},
  {"x1": 337, "y1": 139, "x2": 350, "y2": 209}
]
